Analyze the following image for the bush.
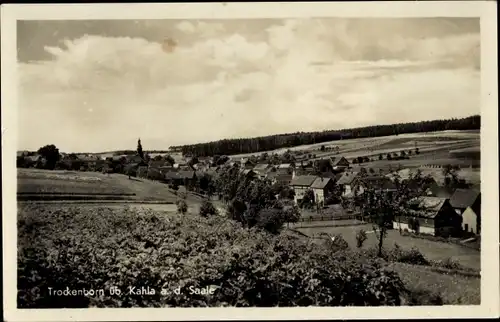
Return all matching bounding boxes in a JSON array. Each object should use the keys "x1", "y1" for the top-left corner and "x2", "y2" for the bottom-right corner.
[
  {"x1": 323, "y1": 234, "x2": 350, "y2": 253},
  {"x1": 176, "y1": 199, "x2": 188, "y2": 214},
  {"x1": 356, "y1": 229, "x2": 368, "y2": 248},
  {"x1": 199, "y1": 200, "x2": 218, "y2": 218},
  {"x1": 388, "y1": 244, "x2": 430, "y2": 266},
  {"x1": 18, "y1": 205, "x2": 410, "y2": 307},
  {"x1": 406, "y1": 288, "x2": 444, "y2": 306}
]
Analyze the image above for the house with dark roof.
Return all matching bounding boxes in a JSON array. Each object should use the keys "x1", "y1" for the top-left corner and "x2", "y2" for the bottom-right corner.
[
  {"x1": 329, "y1": 156, "x2": 350, "y2": 170},
  {"x1": 449, "y1": 189, "x2": 481, "y2": 215},
  {"x1": 290, "y1": 175, "x2": 317, "y2": 205},
  {"x1": 310, "y1": 177, "x2": 335, "y2": 205},
  {"x1": 394, "y1": 197, "x2": 461, "y2": 237},
  {"x1": 449, "y1": 189, "x2": 481, "y2": 235},
  {"x1": 424, "y1": 184, "x2": 455, "y2": 199},
  {"x1": 164, "y1": 170, "x2": 197, "y2": 186},
  {"x1": 352, "y1": 176, "x2": 397, "y2": 196},
  {"x1": 268, "y1": 172, "x2": 293, "y2": 185},
  {"x1": 239, "y1": 168, "x2": 257, "y2": 180},
  {"x1": 336, "y1": 171, "x2": 359, "y2": 197}
]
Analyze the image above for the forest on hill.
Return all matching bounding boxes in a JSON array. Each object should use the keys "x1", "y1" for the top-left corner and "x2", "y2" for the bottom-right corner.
[{"x1": 169, "y1": 115, "x2": 480, "y2": 157}]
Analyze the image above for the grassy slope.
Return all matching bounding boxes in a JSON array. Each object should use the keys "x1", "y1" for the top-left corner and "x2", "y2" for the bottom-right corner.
[
  {"x1": 17, "y1": 169, "x2": 179, "y2": 202},
  {"x1": 388, "y1": 262, "x2": 480, "y2": 305},
  {"x1": 295, "y1": 224, "x2": 481, "y2": 271}
]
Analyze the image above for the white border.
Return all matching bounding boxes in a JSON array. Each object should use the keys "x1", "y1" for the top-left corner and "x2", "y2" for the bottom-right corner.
[{"x1": 2, "y1": 2, "x2": 498, "y2": 321}]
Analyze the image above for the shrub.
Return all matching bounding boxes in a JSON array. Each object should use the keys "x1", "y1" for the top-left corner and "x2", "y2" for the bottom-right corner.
[
  {"x1": 356, "y1": 229, "x2": 368, "y2": 248},
  {"x1": 199, "y1": 200, "x2": 218, "y2": 218},
  {"x1": 406, "y1": 288, "x2": 444, "y2": 306},
  {"x1": 323, "y1": 234, "x2": 350, "y2": 253},
  {"x1": 18, "y1": 205, "x2": 410, "y2": 308},
  {"x1": 176, "y1": 199, "x2": 188, "y2": 214},
  {"x1": 388, "y1": 244, "x2": 430, "y2": 266}
]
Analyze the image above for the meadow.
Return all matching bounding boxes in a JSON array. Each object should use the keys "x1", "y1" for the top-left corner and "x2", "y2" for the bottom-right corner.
[
  {"x1": 17, "y1": 168, "x2": 178, "y2": 202},
  {"x1": 294, "y1": 224, "x2": 481, "y2": 271},
  {"x1": 230, "y1": 130, "x2": 480, "y2": 169}
]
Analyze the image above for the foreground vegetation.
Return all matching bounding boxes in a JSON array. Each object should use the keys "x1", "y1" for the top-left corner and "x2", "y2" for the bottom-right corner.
[{"x1": 18, "y1": 204, "x2": 452, "y2": 308}]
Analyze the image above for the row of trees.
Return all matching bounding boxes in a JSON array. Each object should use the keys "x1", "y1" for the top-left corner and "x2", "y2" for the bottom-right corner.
[
  {"x1": 212, "y1": 165, "x2": 301, "y2": 234},
  {"x1": 170, "y1": 115, "x2": 480, "y2": 157}
]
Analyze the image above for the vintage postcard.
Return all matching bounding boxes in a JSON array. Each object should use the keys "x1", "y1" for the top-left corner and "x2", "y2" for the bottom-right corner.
[{"x1": 2, "y1": 1, "x2": 498, "y2": 321}]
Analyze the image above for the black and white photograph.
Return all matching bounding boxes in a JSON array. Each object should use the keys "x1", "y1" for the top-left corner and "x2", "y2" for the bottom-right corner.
[{"x1": 2, "y1": 2, "x2": 498, "y2": 321}]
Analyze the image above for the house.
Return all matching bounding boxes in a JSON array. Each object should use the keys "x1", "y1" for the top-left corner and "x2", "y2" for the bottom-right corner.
[
  {"x1": 393, "y1": 197, "x2": 462, "y2": 237},
  {"x1": 242, "y1": 159, "x2": 256, "y2": 169},
  {"x1": 449, "y1": 189, "x2": 481, "y2": 215},
  {"x1": 329, "y1": 156, "x2": 350, "y2": 171},
  {"x1": 336, "y1": 171, "x2": 359, "y2": 197},
  {"x1": 268, "y1": 172, "x2": 293, "y2": 185},
  {"x1": 352, "y1": 176, "x2": 398, "y2": 195},
  {"x1": 424, "y1": 184, "x2": 455, "y2": 199},
  {"x1": 126, "y1": 155, "x2": 144, "y2": 163},
  {"x1": 310, "y1": 177, "x2": 335, "y2": 204},
  {"x1": 277, "y1": 163, "x2": 294, "y2": 174},
  {"x1": 290, "y1": 175, "x2": 317, "y2": 205},
  {"x1": 165, "y1": 170, "x2": 197, "y2": 186},
  {"x1": 461, "y1": 202, "x2": 481, "y2": 235},
  {"x1": 253, "y1": 163, "x2": 271, "y2": 177},
  {"x1": 239, "y1": 168, "x2": 257, "y2": 180}
]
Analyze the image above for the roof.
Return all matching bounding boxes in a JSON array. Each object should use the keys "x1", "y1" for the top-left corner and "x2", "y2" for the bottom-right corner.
[
  {"x1": 311, "y1": 177, "x2": 333, "y2": 189},
  {"x1": 409, "y1": 197, "x2": 449, "y2": 218},
  {"x1": 253, "y1": 163, "x2": 270, "y2": 171},
  {"x1": 449, "y1": 189, "x2": 480, "y2": 209},
  {"x1": 331, "y1": 156, "x2": 349, "y2": 166},
  {"x1": 290, "y1": 175, "x2": 317, "y2": 187},
  {"x1": 358, "y1": 176, "x2": 397, "y2": 190},
  {"x1": 336, "y1": 172, "x2": 359, "y2": 185},
  {"x1": 278, "y1": 163, "x2": 293, "y2": 169},
  {"x1": 425, "y1": 185, "x2": 455, "y2": 198},
  {"x1": 178, "y1": 170, "x2": 195, "y2": 178},
  {"x1": 275, "y1": 173, "x2": 293, "y2": 182}
]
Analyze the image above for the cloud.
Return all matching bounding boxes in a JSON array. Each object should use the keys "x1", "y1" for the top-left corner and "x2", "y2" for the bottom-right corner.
[{"x1": 18, "y1": 18, "x2": 480, "y2": 152}]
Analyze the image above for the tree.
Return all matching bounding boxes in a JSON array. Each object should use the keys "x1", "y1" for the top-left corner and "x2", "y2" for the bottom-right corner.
[
  {"x1": 37, "y1": 144, "x2": 60, "y2": 170},
  {"x1": 137, "y1": 138, "x2": 144, "y2": 160},
  {"x1": 299, "y1": 189, "x2": 315, "y2": 209},
  {"x1": 320, "y1": 145, "x2": 326, "y2": 152},
  {"x1": 354, "y1": 169, "x2": 433, "y2": 257},
  {"x1": 400, "y1": 150, "x2": 406, "y2": 157},
  {"x1": 176, "y1": 199, "x2": 188, "y2": 214},
  {"x1": 368, "y1": 168, "x2": 375, "y2": 174},
  {"x1": 415, "y1": 148, "x2": 420, "y2": 155},
  {"x1": 356, "y1": 229, "x2": 368, "y2": 248},
  {"x1": 379, "y1": 154, "x2": 383, "y2": 160},
  {"x1": 164, "y1": 155, "x2": 175, "y2": 165},
  {"x1": 442, "y1": 164, "x2": 461, "y2": 187},
  {"x1": 153, "y1": 155, "x2": 163, "y2": 161},
  {"x1": 387, "y1": 153, "x2": 392, "y2": 160}
]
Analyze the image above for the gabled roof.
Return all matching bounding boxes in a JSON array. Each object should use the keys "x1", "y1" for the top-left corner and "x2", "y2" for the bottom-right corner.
[
  {"x1": 336, "y1": 172, "x2": 359, "y2": 185},
  {"x1": 278, "y1": 163, "x2": 293, "y2": 169},
  {"x1": 330, "y1": 156, "x2": 349, "y2": 166},
  {"x1": 449, "y1": 189, "x2": 480, "y2": 209},
  {"x1": 253, "y1": 163, "x2": 270, "y2": 171},
  {"x1": 311, "y1": 177, "x2": 333, "y2": 189},
  {"x1": 290, "y1": 175, "x2": 317, "y2": 187},
  {"x1": 178, "y1": 170, "x2": 196, "y2": 178},
  {"x1": 274, "y1": 173, "x2": 293, "y2": 182},
  {"x1": 425, "y1": 185, "x2": 455, "y2": 198},
  {"x1": 409, "y1": 197, "x2": 449, "y2": 218},
  {"x1": 358, "y1": 176, "x2": 397, "y2": 191}
]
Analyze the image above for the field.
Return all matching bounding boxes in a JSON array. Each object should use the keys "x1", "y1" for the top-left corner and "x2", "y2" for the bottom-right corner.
[
  {"x1": 230, "y1": 130, "x2": 480, "y2": 170},
  {"x1": 294, "y1": 224, "x2": 481, "y2": 271},
  {"x1": 17, "y1": 168, "x2": 180, "y2": 202}
]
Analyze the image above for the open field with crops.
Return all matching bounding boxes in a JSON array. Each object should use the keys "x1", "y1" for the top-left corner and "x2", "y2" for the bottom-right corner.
[
  {"x1": 230, "y1": 130, "x2": 480, "y2": 167},
  {"x1": 17, "y1": 168, "x2": 180, "y2": 202},
  {"x1": 294, "y1": 224, "x2": 481, "y2": 271}
]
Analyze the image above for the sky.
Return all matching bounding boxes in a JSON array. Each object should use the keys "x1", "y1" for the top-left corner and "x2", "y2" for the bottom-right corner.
[{"x1": 17, "y1": 18, "x2": 480, "y2": 153}]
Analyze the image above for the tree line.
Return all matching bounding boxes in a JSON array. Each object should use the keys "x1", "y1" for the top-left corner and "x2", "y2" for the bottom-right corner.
[{"x1": 170, "y1": 115, "x2": 480, "y2": 157}]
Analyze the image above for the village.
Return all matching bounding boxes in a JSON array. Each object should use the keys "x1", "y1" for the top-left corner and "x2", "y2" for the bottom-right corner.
[{"x1": 17, "y1": 137, "x2": 481, "y2": 240}]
